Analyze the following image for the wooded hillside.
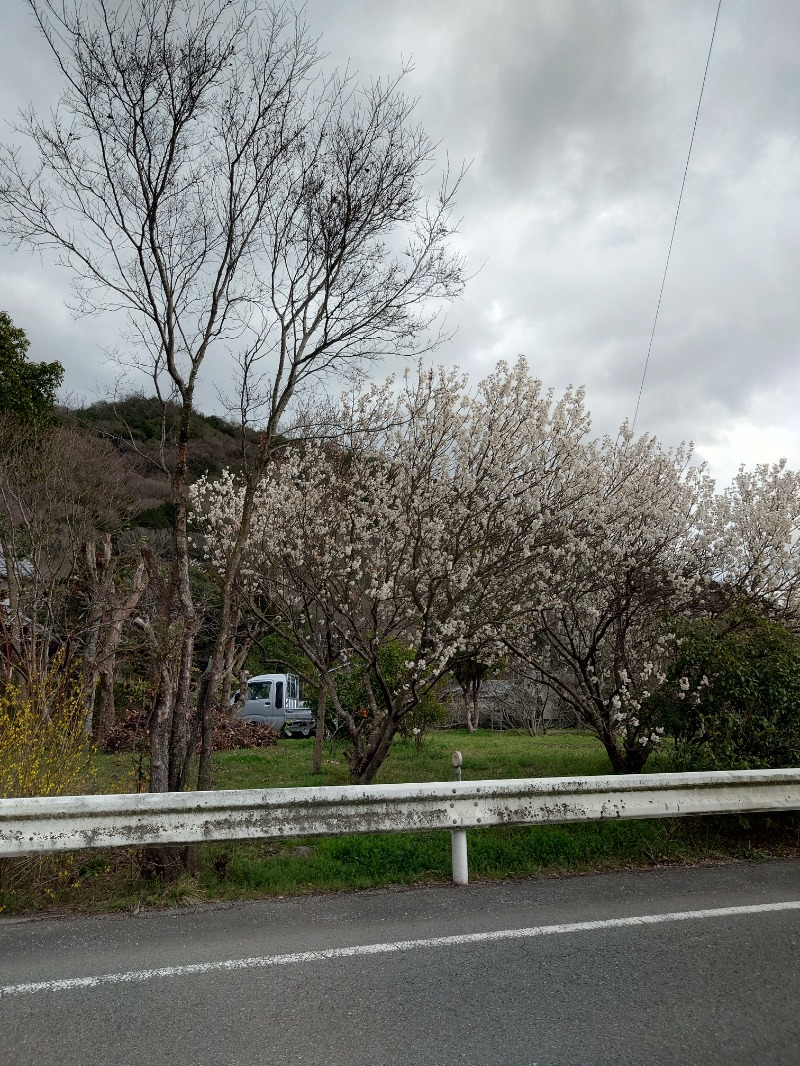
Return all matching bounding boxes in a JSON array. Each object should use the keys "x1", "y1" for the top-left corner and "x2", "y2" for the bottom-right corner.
[{"x1": 61, "y1": 396, "x2": 257, "y2": 528}]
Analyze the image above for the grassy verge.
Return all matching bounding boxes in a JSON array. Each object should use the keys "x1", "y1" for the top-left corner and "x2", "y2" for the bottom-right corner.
[
  {"x1": 2, "y1": 730, "x2": 799, "y2": 916},
  {"x1": 91, "y1": 729, "x2": 622, "y2": 794}
]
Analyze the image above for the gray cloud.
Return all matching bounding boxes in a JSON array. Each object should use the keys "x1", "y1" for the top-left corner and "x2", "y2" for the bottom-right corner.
[{"x1": 1, "y1": 0, "x2": 798, "y2": 486}]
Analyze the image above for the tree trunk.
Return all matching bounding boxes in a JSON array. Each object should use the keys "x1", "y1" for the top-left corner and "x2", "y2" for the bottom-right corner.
[
  {"x1": 595, "y1": 722, "x2": 651, "y2": 774},
  {"x1": 80, "y1": 535, "x2": 110, "y2": 737},
  {"x1": 148, "y1": 674, "x2": 175, "y2": 794},
  {"x1": 1, "y1": 536, "x2": 26, "y2": 694},
  {"x1": 348, "y1": 715, "x2": 401, "y2": 784},
  {"x1": 168, "y1": 625, "x2": 197, "y2": 792},
  {"x1": 89, "y1": 557, "x2": 147, "y2": 746},
  {"x1": 621, "y1": 744, "x2": 650, "y2": 774},
  {"x1": 148, "y1": 412, "x2": 197, "y2": 797},
  {"x1": 139, "y1": 845, "x2": 187, "y2": 882},
  {"x1": 468, "y1": 687, "x2": 481, "y2": 732},
  {"x1": 219, "y1": 624, "x2": 246, "y2": 715},
  {"x1": 82, "y1": 621, "x2": 100, "y2": 737},
  {"x1": 312, "y1": 679, "x2": 327, "y2": 774},
  {"x1": 459, "y1": 674, "x2": 482, "y2": 733},
  {"x1": 197, "y1": 468, "x2": 263, "y2": 791},
  {"x1": 464, "y1": 688, "x2": 476, "y2": 733},
  {"x1": 94, "y1": 665, "x2": 116, "y2": 746}
]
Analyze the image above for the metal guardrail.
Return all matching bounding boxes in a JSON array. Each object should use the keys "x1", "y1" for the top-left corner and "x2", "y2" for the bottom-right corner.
[{"x1": 2, "y1": 768, "x2": 800, "y2": 883}]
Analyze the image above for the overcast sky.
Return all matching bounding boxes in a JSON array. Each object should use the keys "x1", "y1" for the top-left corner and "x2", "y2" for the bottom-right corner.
[{"x1": 2, "y1": 0, "x2": 799, "y2": 488}]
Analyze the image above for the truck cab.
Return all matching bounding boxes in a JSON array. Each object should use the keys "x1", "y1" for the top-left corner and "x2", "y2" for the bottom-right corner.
[{"x1": 232, "y1": 672, "x2": 315, "y2": 737}]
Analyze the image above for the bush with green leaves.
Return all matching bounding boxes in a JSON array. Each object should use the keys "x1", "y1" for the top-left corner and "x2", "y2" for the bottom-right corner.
[
  {"x1": 662, "y1": 606, "x2": 800, "y2": 770},
  {"x1": 0, "y1": 312, "x2": 63, "y2": 427},
  {"x1": 326, "y1": 640, "x2": 446, "y2": 747}
]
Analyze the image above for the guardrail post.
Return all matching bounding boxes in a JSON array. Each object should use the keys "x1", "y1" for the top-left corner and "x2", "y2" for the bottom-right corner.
[{"x1": 451, "y1": 750, "x2": 468, "y2": 885}]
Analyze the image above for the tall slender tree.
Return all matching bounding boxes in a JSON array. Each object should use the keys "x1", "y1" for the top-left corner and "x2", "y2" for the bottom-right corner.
[{"x1": 1, "y1": 0, "x2": 466, "y2": 795}]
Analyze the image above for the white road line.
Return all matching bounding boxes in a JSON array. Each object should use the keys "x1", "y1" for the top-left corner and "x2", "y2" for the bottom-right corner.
[{"x1": 2, "y1": 900, "x2": 799, "y2": 998}]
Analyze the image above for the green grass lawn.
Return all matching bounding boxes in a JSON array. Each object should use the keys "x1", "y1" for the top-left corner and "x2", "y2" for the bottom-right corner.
[
  {"x1": 3, "y1": 729, "x2": 797, "y2": 916},
  {"x1": 93, "y1": 729, "x2": 636, "y2": 795}
]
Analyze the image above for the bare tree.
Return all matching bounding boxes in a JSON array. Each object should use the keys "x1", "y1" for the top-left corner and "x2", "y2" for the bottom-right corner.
[
  {"x1": 81, "y1": 532, "x2": 147, "y2": 743},
  {"x1": 0, "y1": 416, "x2": 137, "y2": 709},
  {"x1": 452, "y1": 658, "x2": 493, "y2": 733},
  {"x1": 477, "y1": 666, "x2": 568, "y2": 736},
  {"x1": 1, "y1": 0, "x2": 466, "y2": 795}
]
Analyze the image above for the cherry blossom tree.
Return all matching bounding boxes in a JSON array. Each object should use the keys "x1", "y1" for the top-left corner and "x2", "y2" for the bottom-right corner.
[
  {"x1": 193, "y1": 358, "x2": 591, "y2": 782},
  {"x1": 194, "y1": 353, "x2": 800, "y2": 780},
  {"x1": 705, "y1": 461, "x2": 800, "y2": 625},
  {"x1": 505, "y1": 427, "x2": 716, "y2": 773}
]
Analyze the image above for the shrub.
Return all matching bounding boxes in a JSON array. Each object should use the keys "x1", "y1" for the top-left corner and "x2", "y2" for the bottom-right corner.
[
  {"x1": 397, "y1": 692, "x2": 448, "y2": 750},
  {"x1": 0, "y1": 667, "x2": 94, "y2": 798},
  {"x1": 662, "y1": 606, "x2": 800, "y2": 771}
]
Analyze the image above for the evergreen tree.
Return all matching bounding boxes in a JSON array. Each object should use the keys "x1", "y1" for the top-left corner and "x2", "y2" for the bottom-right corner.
[{"x1": 0, "y1": 312, "x2": 63, "y2": 426}]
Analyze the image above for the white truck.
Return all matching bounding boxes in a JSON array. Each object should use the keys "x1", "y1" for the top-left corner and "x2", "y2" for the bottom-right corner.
[{"x1": 232, "y1": 672, "x2": 315, "y2": 737}]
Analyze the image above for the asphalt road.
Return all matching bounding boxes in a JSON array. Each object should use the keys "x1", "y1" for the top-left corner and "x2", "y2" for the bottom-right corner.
[{"x1": 2, "y1": 859, "x2": 799, "y2": 1066}]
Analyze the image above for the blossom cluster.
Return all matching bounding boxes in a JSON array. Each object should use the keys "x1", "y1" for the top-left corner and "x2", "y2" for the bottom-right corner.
[{"x1": 190, "y1": 358, "x2": 800, "y2": 771}]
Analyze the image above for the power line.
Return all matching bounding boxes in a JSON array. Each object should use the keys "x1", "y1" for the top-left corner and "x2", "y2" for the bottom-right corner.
[{"x1": 631, "y1": 0, "x2": 723, "y2": 431}]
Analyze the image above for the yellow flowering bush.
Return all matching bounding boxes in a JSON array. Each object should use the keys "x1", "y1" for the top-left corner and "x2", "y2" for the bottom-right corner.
[{"x1": 0, "y1": 665, "x2": 95, "y2": 799}]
